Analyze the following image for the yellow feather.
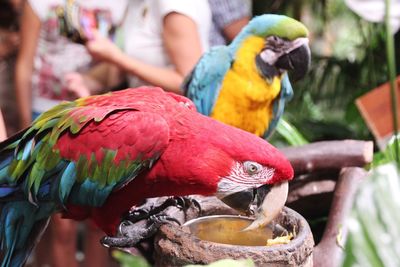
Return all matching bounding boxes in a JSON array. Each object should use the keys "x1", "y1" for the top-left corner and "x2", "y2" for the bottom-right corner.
[{"x1": 211, "y1": 36, "x2": 282, "y2": 136}]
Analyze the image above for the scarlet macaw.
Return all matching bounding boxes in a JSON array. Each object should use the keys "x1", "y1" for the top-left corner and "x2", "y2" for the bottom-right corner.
[
  {"x1": 183, "y1": 14, "x2": 311, "y2": 138},
  {"x1": 0, "y1": 87, "x2": 293, "y2": 266}
]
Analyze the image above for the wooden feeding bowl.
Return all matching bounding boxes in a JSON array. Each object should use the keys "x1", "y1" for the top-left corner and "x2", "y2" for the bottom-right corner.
[{"x1": 154, "y1": 207, "x2": 314, "y2": 267}]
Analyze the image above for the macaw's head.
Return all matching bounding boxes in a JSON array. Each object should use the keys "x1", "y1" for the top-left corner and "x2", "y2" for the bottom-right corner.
[
  {"x1": 163, "y1": 116, "x2": 294, "y2": 231},
  {"x1": 233, "y1": 14, "x2": 311, "y2": 82},
  {"x1": 211, "y1": 123, "x2": 293, "y2": 230}
]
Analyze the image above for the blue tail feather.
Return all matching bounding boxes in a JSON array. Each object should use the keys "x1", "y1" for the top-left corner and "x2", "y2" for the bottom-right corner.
[
  {"x1": 0, "y1": 202, "x2": 54, "y2": 267},
  {"x1": 0, "y1": 154, "x2": 13, "y2": 171},
  {"x1": 0, "y1": 151, "x2": 15, "y2": 185},
  {"x1": 0, "y1": 187, "x2": 16, "y2": 198}
]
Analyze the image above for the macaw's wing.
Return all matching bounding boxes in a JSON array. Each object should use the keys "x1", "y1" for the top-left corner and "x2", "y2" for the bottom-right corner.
[
  {"x1": 182, "y1": 46, "x2": 233, "y2": 116},
  {"x1": 263, "y1": 73, "x2": 294, "y2": 139},
  {"x1": 1, "y1": 100, "x2": 169, "y2": 208}
]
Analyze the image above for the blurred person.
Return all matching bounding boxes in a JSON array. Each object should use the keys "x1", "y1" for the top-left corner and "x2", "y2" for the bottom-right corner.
[
  {"x1": 66, "y1": 0, "x2": 211, "y2": 95},
  {"x1": 208, "y1": 0, "x2": 251, "y2": 46},
  {"x1": 15, "y1": 0, "x2": 127, "y2": 128},
  {"x1": 0, "y1": 110, "x2": 6, "y2": 141},
  {"x1": 0, "y1": 0, "x2": 20, "y2": 58},
  {"x1": 14, "y1": 0, "x2": 127, "y2": 266},
  {"x1": 0, "y1": 0, "x2": 22, "y2": 136}
]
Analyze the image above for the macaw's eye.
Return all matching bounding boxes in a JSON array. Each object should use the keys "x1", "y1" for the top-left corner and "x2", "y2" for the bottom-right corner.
[{"x1": 244, "y1": 161, "x2": 262, "y2": 175}]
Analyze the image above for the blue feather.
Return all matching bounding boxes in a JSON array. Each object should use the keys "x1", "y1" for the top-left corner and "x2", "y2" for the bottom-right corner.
[
  {"x1": 0, "y1": 168, "x2": 10, "y2": 183},
  {"x1": 281, "y1": 73, "x2": 294, "y2": 99},
  {"x1": 183, "y1": 46, "x2": 233, "y2": 116},
  {"x1": 37, "y1": 181, "x2": 51, "y2": 199},
  {"x1": 263, "y1": 73, "x2": 293, "y2": 139},
  {"x1": 0, "y1": 153, "x2": 13, "y2": 170},
  {"x1": 21, "y1": 139, "x2": 33, "y2": 161},
  {"x1": 229, "y1": 14, "x2": 286, "y2": 52},
  {"x1": 59, "y1": 162, "x2": 77, "y2": 204},
  {"x1": 0, "y1": 150, "x2": 14, "y2": 184},
  {"x1": 0, "y1": 187, "x2": 16, "y2": 198},
  {"x1": 1, "y1": 201, "x2": 55, "y2": 267},
  {"x1": 1, "y1": 221, "x2": 18, "y2": 267},
  {"x1": 69, "y1": 179, "x2": 113, "y2": 207}
]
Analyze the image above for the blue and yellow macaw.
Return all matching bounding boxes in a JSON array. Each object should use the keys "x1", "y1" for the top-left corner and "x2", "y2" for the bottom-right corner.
[{"x1": 183, "y1": 14, "x2": 311, "y2": 138}]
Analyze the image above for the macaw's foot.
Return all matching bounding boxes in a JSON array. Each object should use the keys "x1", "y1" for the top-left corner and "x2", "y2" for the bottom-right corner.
[
  {"x1": 125, "y1": 196, "x2": 201, "y2": 223},
  {"x1": 101, "y1": 214, "x2": 180, "y2": 248}
]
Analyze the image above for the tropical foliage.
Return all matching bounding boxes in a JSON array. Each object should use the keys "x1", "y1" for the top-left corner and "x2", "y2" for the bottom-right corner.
[{"x1": 343, "y1": 136, "x2": 400, "y2": 266}]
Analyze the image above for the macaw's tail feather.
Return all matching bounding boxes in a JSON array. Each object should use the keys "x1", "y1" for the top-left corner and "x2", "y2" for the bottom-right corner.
[
  {"x1": 0, "y1": 129, "x2": 27, "y2": 186},
  {"x1": 0, "y1": 202, "x2": 54, "y2": 267}
]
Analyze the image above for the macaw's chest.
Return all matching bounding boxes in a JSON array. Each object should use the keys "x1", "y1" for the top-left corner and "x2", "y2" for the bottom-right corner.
[{"x1": 211, "y1": 69, "x2": 282, "y2": 137}]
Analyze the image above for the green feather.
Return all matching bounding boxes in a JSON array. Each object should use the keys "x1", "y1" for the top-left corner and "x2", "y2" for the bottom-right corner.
[
  {"x1": 43, "y1": 150, "x2": 61, "y2": 171},
  {"x1": 273, "y1": 17, "x2": 308, "y2": 40},
  {"x1": 3, "y1": 141, "x2": 19, "y2": 150},
  {"x1": 110, "y1": 161, "x2": 126, "y2": 185},
  {"x1": 10, "y1": 160, "x2": 29, "y2": 181},
  {"x1": 70, "y1": 122, "x2": 81, "y2": 134},
  {"x1": 27, "y1": 164, "x2": 45, "y2": 195},
  {"x1": 76, "y1": 155, "x2": 89, "y2": 182},
  {"x1": 92, "y1": 165, "x2": 102, "y2": 185},
  {"x1": 37, "y1": 119, "x2": 59, "y2": 134},
  {"x1": 78, "y1": 115, "x2": 88, "y2": 123}
]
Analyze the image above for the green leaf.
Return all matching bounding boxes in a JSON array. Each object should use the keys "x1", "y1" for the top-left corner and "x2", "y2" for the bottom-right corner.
[
  {"x1": 343, "y1": 163, "x2": 400, "y2": 266},
  {"x1": 111, "y1": 250, "x2": 150, "y2": 267},
  {"x1": 275, "y1": 118, "x2": 309, "y2": 146},
  {"x1": 372, "y1": 135, "x2": 400, "y2": 168}
]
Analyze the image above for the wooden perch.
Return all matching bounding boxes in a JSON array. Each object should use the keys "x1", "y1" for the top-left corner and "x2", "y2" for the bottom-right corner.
[
  {"x1": 313, "y1": 167, "x2": 367, "y2": 267},
  {"x1": 281, "y1": 140, "x2": 374, "y2": 175}
]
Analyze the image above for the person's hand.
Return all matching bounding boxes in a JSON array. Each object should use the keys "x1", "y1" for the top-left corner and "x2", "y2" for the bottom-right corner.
[
  {"x1": 19, "y1": 112, "x2": 32, "y2": 130},
  {"x1": 63, "y1": 72, "x2": 91, "y2": 99},
  {"x1": 85, "y1": 31, "x2": 122, "y2": 63}
]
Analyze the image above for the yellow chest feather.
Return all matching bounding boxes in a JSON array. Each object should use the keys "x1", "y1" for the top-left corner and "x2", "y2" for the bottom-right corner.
[{"x1": 211, "y1": 36, "x2": 282, "y2": 136}]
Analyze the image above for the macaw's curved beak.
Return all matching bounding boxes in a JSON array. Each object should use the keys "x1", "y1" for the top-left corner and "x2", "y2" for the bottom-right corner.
[
  {"x1": 243, "y1": 181, "x2": 288, "y2": 231},
  {"x1": 275, "y1": 43, "x2": 311, "y2": 82},
  {"x1": 219, "y1": 181, "x2": 289, "y2": 231}
]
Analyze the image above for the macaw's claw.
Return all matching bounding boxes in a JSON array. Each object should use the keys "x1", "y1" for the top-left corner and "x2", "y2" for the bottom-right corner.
[
  {"x1": 125, "y1": 208, "x2": 152, "y2": 223},
  {"x1": 101, "y1": 214, "x2": 180, "y2": 248},
  {"x1": 125, "y1": 196, "x2": 201, "y2": 223},
  {"x1": 101, "y1": 235, "x2": 138, "y2": 248},
  {"x1": 174, "y1": 196, "x2": 202, "y2": 213},
  {"x1": 149, "y1": 214, "x2": 181, "y2": 226}
]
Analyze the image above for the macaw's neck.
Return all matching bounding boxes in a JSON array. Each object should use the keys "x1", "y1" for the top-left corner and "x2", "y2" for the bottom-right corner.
[
  {"x1": 211, "y1": 36, "x2": 283, "y2": 136},
  {"x1": 142, "y1": 140, "x2": 233, "y2": 198}
]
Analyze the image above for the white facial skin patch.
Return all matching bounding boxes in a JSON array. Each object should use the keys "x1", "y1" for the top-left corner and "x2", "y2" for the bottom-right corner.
[
  {"x1": 216, "y1": 161, "x2": 275, "y2": 199},
  {"x1": 260, "y1": 37, "x2": 309, "y2": 65}
]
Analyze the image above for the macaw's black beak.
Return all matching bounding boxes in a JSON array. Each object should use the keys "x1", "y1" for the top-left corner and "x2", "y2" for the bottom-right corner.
[
  {"x1": 275, "y1": 44, "x2": 311, "y2": 82},
  {"x1": 255, "y1": 55, "x2": 279, "y2": 81},
  {"x1": 220, "y1": 182, "x2": 289, "y2": 231},
  {"x1": 220, "y1": 188, "x2": 256, "y2": 215}
]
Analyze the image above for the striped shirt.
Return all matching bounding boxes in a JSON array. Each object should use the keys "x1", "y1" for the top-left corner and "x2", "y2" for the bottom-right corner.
[{"x1": 208, "y1": 0, "x2": 251, "y2": 46}]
